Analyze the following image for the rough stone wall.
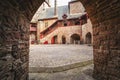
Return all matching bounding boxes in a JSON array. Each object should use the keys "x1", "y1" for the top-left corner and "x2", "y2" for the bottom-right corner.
[
  {"x1": 80, "y1": 0, "x2": 120, "y2": 80},
  {"x1": 0, "y1": 7, "x2": 29, "y2": 80},
  {"x1": 0, "y1": 0, "x2": 43, "y2": 80}
]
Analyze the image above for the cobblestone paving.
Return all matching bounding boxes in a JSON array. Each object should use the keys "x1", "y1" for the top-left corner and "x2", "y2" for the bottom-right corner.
[
  {"x1": 29, "y1": 44, "x2": 93, "y2": 67},
  {"x1": 29, "y1": 64, "x2": 95, "y2": 80}
]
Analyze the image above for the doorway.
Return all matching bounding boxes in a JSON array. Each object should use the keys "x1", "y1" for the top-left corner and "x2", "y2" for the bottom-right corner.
[
  {"x1": 86, "y1": 32, "x2": 92, "y2": 44},
  {"x1": 62, "y1": 36, "x2": 66, "y2": 44},
  {"x1": 71, "y1": 34, "x2": 80, "y2": 44}
]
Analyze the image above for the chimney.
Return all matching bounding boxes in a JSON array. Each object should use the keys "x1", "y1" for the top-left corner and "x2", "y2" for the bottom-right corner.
[{"x1": 54, "y1": 0, "x2": 57, "y2": 16}]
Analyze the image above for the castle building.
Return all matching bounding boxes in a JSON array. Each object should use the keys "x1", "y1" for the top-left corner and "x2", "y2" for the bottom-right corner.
[
  {"x1": 33, "y1": 0, "x2": 93, "y2": 44},
  {"x1": 30, "y1": 0, "x2": 50, "y2": 44}
]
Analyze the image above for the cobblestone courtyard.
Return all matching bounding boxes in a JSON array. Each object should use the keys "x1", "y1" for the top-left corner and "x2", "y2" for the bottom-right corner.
[{"x1": 29, "y1": 44, "x2": 93, "y2": 68}]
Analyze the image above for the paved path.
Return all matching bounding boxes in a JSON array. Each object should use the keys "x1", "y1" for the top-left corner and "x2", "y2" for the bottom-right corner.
[
  {"x1": 29, "y1": 44, "x2": 93, "y2": 67},
  {"x1": 29, "y1": 64, "x2": 95, "y2": 80}
]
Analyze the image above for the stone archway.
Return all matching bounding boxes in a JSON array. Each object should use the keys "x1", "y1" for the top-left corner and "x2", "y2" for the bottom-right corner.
[
  {"x1": 85, "y1": 32, "x2": 92, "y2": 44},
  {"x1": 0, "y1": 0, "x2": 119, "y2": 80},
  {"x1": 71, "y1": 34, "x2": 80, "y2": 44}
]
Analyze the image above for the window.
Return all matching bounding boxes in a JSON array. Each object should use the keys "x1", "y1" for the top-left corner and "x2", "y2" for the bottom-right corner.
[
  {"x1": 45, "y1": 22, "x2": 48, "y2": 27},
  {"x1": 75, "y1": 21, "x2": 80, "y2": 25},
  {"x1": 63, "y1": 21, "x2": 67, "y2": 26},
  {"x1": 64, "y1": 23, "x2": 67, "y2": 26}
]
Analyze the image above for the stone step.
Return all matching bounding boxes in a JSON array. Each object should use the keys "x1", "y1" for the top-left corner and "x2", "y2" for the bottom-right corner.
[
  {"x1": 29, "y1": 64, "x2": 95, "y2": 80},
  {"x1": 29, "y1": 60, "x2": 93, "y2": 73}
]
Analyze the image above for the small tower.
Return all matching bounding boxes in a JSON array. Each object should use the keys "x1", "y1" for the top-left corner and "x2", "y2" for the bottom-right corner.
[{"x1": 54, "y1": 0, "x2": 57, "y2": 16}]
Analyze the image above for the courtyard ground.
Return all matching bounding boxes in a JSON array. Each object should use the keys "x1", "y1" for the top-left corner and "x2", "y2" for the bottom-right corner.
[
  {"x1": 29, "y1": 44, "x2": 94, "y2": 80},
  {"x1": 29, "y1": 44, "x2": 93, "y2": 67}
]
